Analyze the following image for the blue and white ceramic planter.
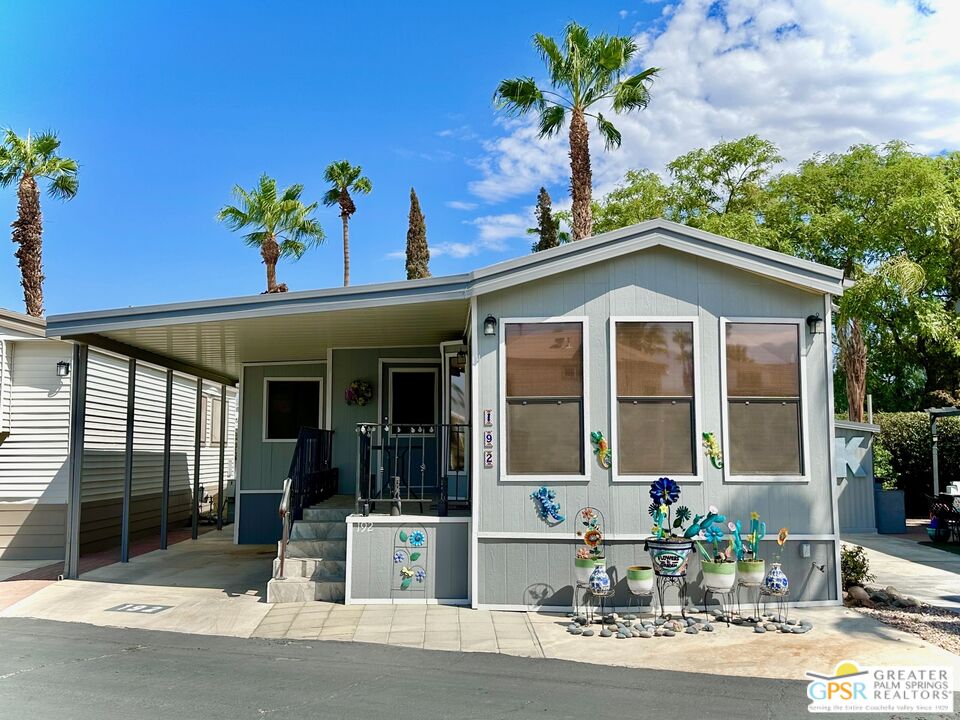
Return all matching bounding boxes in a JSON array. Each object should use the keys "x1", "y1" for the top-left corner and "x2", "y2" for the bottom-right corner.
[
  {"x1": 763, "y1": 562, "x2": 789, "y2": 593},
  {"x1": 588, "y1": 563, "x2": 611, "y2": 593}
]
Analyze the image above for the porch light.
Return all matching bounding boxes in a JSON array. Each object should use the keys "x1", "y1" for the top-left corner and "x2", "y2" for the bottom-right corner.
[
  {"x1": 805, "y1": 314, "x2": 824, "y2": 335},
  {"x1": 455, "y1": 349, "x2": 467, "y2": 369},
  {"x1": 56, "y1": 360, "x2": 70, "y2": 378},
  {"x1": 483, "y1": 315, "x2": 497, "y2": 336}
]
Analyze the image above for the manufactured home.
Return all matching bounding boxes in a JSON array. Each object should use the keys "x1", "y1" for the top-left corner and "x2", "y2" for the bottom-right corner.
[
  {"x1": 0, "y1": 307, "x2": 238, "y2": 562},
  {"x1": 46, "y1": 220, "x2": 849, "y2": 608}
]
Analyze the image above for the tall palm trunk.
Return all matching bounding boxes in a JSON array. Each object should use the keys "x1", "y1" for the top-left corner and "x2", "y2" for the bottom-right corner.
[
  {"x1": 338, "y1": 187, "x2": 356, "y2": 287},
  {"x1": 838, "y1": 316, "x2": 867, "y2": 422},
  {"x1": 12, "y1": 174, "x2": 43, "y2": 317},
  {"x1": 568, "y1": 107, "x2": 593, "y2": 241},
  {"x1": 261, "y1": 234, "x2": 281, "y2": 292}
]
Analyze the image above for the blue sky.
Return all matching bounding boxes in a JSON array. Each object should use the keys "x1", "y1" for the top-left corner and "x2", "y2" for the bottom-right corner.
[
  {"x1": 2, "y1": 1, "x2": 957, "y2": 315},
  {"x1": 0, "y1": 1, "x2": 661, "y2": 314}
]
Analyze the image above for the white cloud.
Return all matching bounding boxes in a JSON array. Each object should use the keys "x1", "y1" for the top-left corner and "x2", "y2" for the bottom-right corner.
[
  {"x1": 445, "y1": 200, "x2": 478, "y2": 211},
  {"x1": 467, "y1": 0, "x2": 960, "y2": 205}
]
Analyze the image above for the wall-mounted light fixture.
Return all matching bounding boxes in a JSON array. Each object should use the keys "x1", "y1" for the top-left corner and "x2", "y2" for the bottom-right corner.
[
  {"x1": 483, "y1": 315, "x2": 497, "y2": 337},
  {"x1": 56, "y1": 360, "x2": 71, "y2": 378},
  {"x1": 805, "y1": 313, "x2": 824, "y2": 335},
  {"x1": 455, "y1": 349, "x2": 467, "y2": 369}
]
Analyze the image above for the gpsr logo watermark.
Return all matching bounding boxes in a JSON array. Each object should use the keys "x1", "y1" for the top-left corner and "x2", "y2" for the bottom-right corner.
[{"x1": 806, "y1": 661, "x2": 954, "y2": 713}]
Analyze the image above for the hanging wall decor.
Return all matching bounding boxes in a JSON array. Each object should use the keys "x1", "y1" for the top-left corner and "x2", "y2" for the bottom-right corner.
[
  {"x1": 345, "y1": 379, "x2": 374, "y2": 406},
  {"x1": 391, "y1": 526, "x2": 428, "y2": 594},
  {"x1": 702, "y1": 432, "x2": 723, "y2": 469},
  {"x1": 575, "y1": 506, "x2": 605, "y2": 561},
  {"x1": 530, "y1": 486, "x2": 565, "y2": 524},
  {"x1": 590, "y1": 431, "x2": 612, "y2": 469}
]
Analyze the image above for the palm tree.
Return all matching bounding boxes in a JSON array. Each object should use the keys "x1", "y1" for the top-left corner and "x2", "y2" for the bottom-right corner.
[
  {"x1": 495, "y1": 22, "x2": 658, "y2": 240},
  {"x1": 323, "y1": 160, "x2": 372, "y2": 287},
  {"x1": 217, "y1": 174, "x2": 324, "y2": 293},
  {"x1": 0, "y1": 129, "x2": 78, "y2": 317}
]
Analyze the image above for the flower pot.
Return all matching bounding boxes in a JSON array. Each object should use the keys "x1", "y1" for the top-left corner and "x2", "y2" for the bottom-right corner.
[
  {"x1": 574, "y1": 557, "x2": 598, "y2": 585},
  {"x1": 645, "y1": 537, "x2": 694, "y2": 577},
  {"x1": 701, "y1": 561, "x2": 736, "y2": 592},
  {"x1": 763, "y1": 562, "x2": 789, "y2": 594},
  {"x1": 588, "y1": 563, "x2": 611, "y2": 593},
  {"x1": 626, "y1": 565, "x2": 654, "y2": 594},
  {"x1": 736, "y1": 559, "x2": 766, "y2": 585}
]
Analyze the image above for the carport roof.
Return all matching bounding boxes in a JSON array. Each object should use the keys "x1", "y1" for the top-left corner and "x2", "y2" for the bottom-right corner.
[{"x1": 46, "y1": 220, "x2": 845, "y2": 383}]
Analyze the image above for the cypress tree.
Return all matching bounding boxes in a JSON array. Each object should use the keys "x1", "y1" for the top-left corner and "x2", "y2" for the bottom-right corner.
[
  {"x1": 531, "y1": 187, "x2": 559, "y2": 252},
  {"x1": 406, "y1": 187, "x2": 430, "y2": 279}
]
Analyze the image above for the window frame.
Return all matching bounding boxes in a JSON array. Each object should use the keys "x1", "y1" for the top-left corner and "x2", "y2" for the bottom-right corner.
[
  {"x1": 261, "y1": 377, "x2": 324, "y2": 443},
  {"x1": 719, "y1": 316, "x2": 810, "y2": 483},
  {"x1": 608, "y1": 316, "x2": 702, "y2": 484},
  {"x1": 498, "y1": 316, "x2": 590, "y2": 483}
]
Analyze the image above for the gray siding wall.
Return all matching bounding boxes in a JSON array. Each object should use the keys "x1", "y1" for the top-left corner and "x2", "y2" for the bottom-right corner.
[
  {"x1": 330, "y1": 346, "x2": 440, "y2": 495},
  {"x1": 475, "y1": 246, "x2": 837, "y2": 605},
  {"x1": 239, "y1": 362, "x2": 326, "y2": 493},
  {"x1": 348, "y1": 519, "x2": 469, "y2": 602},
  {"x1": 836, "y1": 420, "x2": 878, "y2": 533}
]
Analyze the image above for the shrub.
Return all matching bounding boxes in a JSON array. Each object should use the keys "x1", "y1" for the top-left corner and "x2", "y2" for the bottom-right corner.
[
  {"x1": 840, "y1": 544, "x2": 875, "y2": 589},
  {"x1": 875, "y1": 412, "x2": 960, "y2": 516}
]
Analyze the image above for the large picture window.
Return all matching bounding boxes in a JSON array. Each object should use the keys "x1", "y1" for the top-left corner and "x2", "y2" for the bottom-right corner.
[
  {"x1": 614, "y1": 320, "x2": 696, "y2": 476},
  {"x1": 724, "y1": 321, "x2": 803, "y2": 476},
  {"x1": 504, "y1": 321, "x2": 584, "y2": 475},
  {"x1": 264, "y1": 379, "x2": 321, "y2": 441}
]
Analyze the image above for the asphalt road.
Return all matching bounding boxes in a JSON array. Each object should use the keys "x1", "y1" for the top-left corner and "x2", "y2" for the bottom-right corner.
[{"x1": 0, "y1": 617, "x2": 913, "y2": 720}]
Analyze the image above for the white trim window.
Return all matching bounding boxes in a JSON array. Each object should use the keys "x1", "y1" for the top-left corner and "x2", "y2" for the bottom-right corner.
[
  {"x1": 500, "y1": 318, "x2": 588, "y2": 480},
  {"x1": 610, "y1": 317, "x2": 700, "y2": 482},
  {"x1": 262, "y1": 377, "x2": 323, "y2": 442},
  {"x1": 720, "y1": 318, "x2": 808, "y2": 482}
]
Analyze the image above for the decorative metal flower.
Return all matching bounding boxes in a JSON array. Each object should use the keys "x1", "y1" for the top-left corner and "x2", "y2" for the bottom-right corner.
[
  {"x1": 576, "y1": 547, "x2": 591, "y2": 560},
  {"x1": 647, "y1": 502, "x2": 659, "y2": 518},
  {"x1": 649, "y1": 477, "x2": 680, "y2": 506},
  {"x1": 583, "y1": 528, "x2": 602, "y2": 548},
  {"x1": 750, "y1": 511, "x2": 760, "y2": 521},
  {"x1": 400, "y1": 566, "x2": 414, "y2": 578},
  {"x1": 703, "y1": 524, "x2": 725, "y2": 545},
  {"x1": 415, "y1": 568, "x2": 426, "y2": 583},
  {"x1": 394, "y1": 551, "x2": 406, "y2": 564},
  {"x1": 777, "y1": 527, "x2": 789, "y2": 546},
  {"x1": 674, "y1": 506, "x2": 691, "y2": 524},
  {"x1": 409, "y1": 530, "x2": 426, "y2": 547}
]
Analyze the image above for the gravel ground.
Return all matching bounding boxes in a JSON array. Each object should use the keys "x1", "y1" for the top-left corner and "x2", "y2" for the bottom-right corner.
[{"x1": 856, "y1": 604, "x2": 960, "y2": 656}]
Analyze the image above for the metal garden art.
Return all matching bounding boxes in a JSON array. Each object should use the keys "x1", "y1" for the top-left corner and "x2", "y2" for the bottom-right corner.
[
  {"x1": 392, "y1": 526, "x2": 427, "y2": 595},
  {"x1": 701, "y1": 431, "x2": 723, "y2": 469},
  {"x1": 590, "y1": 430, "x2": 611, "y2": 469},
  {"x1": 645, "y1": 477, "x2": 695, "y2": 577},
  {"x1": 530, "y1": 486, "x2": 565, "y2": 524},
  {"x1": 694, "y1": 510, "x2": 736, "y2": 592},
  {"x1": 763, "y1": 527, "x2": 790, "y2": 594},
  {"x1": 736, "y1": 512, "x2": 767, "y2": 584},
  {"x1": 573, "y1": 507, "x2": 606, "y2": 587}
]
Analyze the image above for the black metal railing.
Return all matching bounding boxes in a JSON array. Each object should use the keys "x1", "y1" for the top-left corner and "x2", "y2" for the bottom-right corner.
[
  {"x1": 356, "y1": 423, "x2": 470, "y2": 516},
  {"x1": 286, "y1": 427, "x2": 337, "y2": 521}
]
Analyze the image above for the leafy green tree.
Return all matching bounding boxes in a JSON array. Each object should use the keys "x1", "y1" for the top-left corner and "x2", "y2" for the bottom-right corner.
[
  {"x1": 529, "y1": 187, "x2": 563, "y2": 251},
  {"x1": 405, "y1": 187, "x2": 430, "y2": 279},
  {"x1": 589, "y1": 169, "x2": 669, "y2": 234},
  {"x1": 769, "y1": 142, "x2": 956, "y2": 420},
  {"x1": 494, "y1": 21, "x2": 658, "y2": 240},
  {"x1": 323, "y1": 160, "x2": 372, "y2": 287},
  {"x1": 0, "y1": 129, "x2": 78, "y2": 317},
  {"x1": 217, "y1": 174, "x2": 324, "y2": 293}
]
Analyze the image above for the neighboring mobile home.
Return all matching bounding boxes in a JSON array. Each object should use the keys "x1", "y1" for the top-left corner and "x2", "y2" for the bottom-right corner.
[
  {"x1": 0, "y1": 307, "x2": 238, "y2": 561},
  {"x1": 46, "y1": 220, "x2": 846, "y2": 608}
]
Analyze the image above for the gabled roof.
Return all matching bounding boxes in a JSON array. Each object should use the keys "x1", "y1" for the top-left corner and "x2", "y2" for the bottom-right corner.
[
  {"x1": 47, "y1": 219, "x2": 843, "y2": 338},
  {"x1": 0, "y1": 307, "x2": 46, "y2": 337}
]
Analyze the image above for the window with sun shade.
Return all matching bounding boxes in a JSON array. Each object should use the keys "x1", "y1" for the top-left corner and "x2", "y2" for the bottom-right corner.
[
  {"x1": 725, "y1": 322, "x2": 802, "y2": 475},
  {"x1": 505, "y1": 322, "x2": 584, "y2": 475},
  {"x1": 615, "y1": 321, "x2": 696, "y2": 475}
]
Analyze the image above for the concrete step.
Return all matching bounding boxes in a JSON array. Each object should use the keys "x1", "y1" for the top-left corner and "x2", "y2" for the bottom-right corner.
[
  {"x1": 272, "y1": 557, "x2": 345, "y2": 581},
  {"x1": 281, "y1": 539, "x2": 346, "y2": 560},
  {"x1": 290, "y1": 521, "x2": 347, "y2": 541},
  {"x1": 302, "y1": 506, "x2": 354, "y2": 522},
  {"x1": 266, "y1": 578, "x2": 346, "y2": 603}
]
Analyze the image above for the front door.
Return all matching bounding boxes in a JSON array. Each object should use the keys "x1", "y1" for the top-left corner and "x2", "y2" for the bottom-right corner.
[{"x1": 383, "y1": 365, "x2": 440, "y2": 503}]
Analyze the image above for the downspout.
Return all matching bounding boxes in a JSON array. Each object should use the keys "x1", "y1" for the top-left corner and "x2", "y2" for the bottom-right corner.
[{"x1": 824, "y1": 294, "x2": 843, "y2": 602}]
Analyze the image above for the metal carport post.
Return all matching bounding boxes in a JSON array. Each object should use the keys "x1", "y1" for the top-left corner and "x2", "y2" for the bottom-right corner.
[
  {"x1": 160, "y1": 369, "x2": 173, "y2": 549},
  {"x1": 63, "y1": 342, "x2": 89, "y2": 580},
  {"x1": 119, "y1": 358, "x2": 136, "y2": 562}
]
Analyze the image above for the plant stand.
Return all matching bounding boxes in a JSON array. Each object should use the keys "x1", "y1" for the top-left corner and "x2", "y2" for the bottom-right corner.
[
  {"x1": 760, "y1": 587, "x2": 790, "y2": 624},
  {"x1": 626, "y1": 587, "x2": 655, "y2": 619},
  {"x1": 736, "y1": 580, "x2": 762, "y2": 620},
  {"x1": 701, "y1": 587, "x2": 735, "y2": 627},
  {"x1": 654, "y1": 574, "x2": 688, "y2": 618},
  {"x1": 572, "y1": 582, "x2": 591, "y2": 619},
  {"x1": 585, "y1": 587, "x2": 615, "y2": 625}
]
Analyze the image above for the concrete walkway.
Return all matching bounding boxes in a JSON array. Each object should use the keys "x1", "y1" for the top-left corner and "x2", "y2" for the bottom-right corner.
[
  {"x1": 1, "y1": 532, "x2": 957, "y2": 680},
  {"x1": 843, "y1": 532, "x2": 960, "y2": 608}
]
